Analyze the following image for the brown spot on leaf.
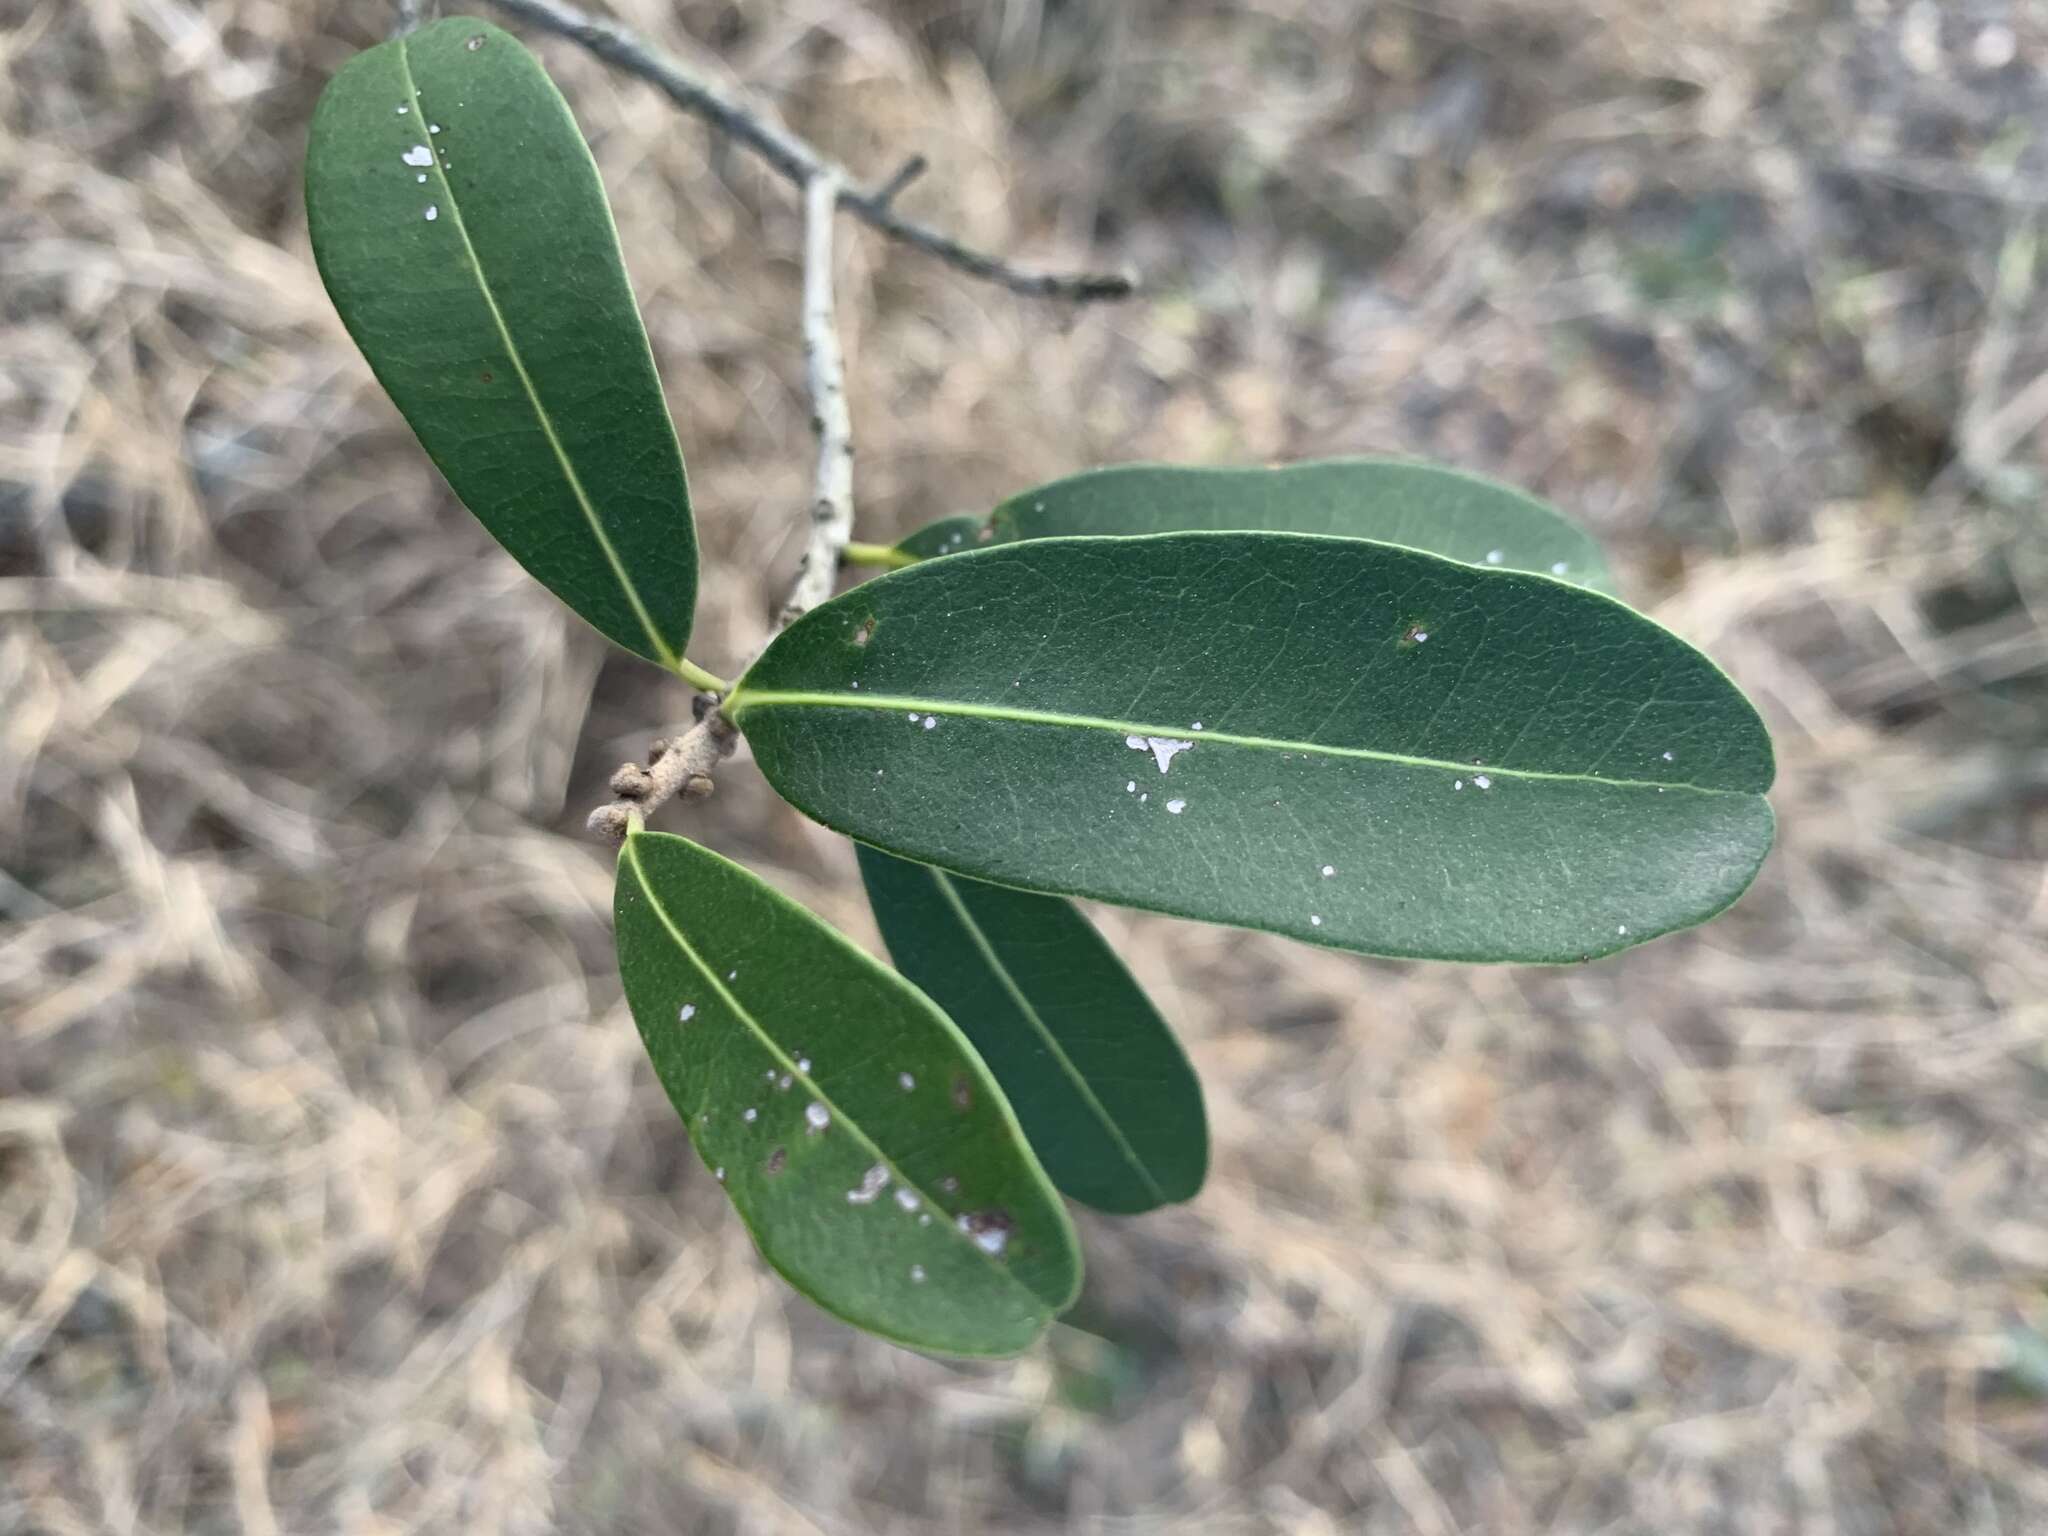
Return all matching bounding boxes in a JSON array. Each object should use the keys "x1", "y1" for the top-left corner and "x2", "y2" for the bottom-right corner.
[
  {"x1": 851, "y1": 615, "x2": 877, "y2": 647},
  {"x1": 956, "y1": 1208, "x2": 1014, "y2": 1256},
  {"x1": 764, "y1": 1146, "x2": 787, "y2": 1175},
  {"x1": 950, "y1": 1073, "x2": 972, "y2": 1111}
]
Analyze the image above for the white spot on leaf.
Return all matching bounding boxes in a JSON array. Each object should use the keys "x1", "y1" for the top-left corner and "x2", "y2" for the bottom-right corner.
[
  {"x1": 677, "y1": 1003, "x2": 696, "y2": 1023},
  {"x1": 847, "y1": 1164, "x2": 890, "y2": 1204},
  {"x1": 1486, "y1": 549, "x2": 1503, "y2": 564},
  {"x1": 1551, "y1": 561, "x2": 1569, "y2": 575},
  {"x1": 910, "y1": 1264, "x2": 926, "y2": 1283},
  {"x1": 742, "y1": 1107, "x2": 757, "y2": 1123},
  {"x1": 1321, "y1": 865, "x2": 1335, "y2": 878},
  {"x1": 897, "y1": 1072, "x2": 915, "y2": 1091},
  {"x1": 804, "y1": 1102, "x2": 829, "y2": 1131},
  {"x1": 1126, "y1": 735, "x2": 1194, "y2": 774},
  {"x1": 1310, "y1": 914, "x2": 1323, "y2": 927},
  {"x1": 1474, "y1": 774, "x2": 1492, "y2": 789},
  {"x1": 423, "y1": 205, "x2": 438, "y2": 221},
  {"x1": 402, "y1": 144, "x2": 434, "y2": 167},
  {"x1": 1166, "y1": 798, "x2": 1187, "y2": 815},
  {"x1": 956, "y1": 1213, "x2": 1011, "y2": 1256},
  {"x1": 894, "y1": 1187, "x2": 920, "y2": 1212}
]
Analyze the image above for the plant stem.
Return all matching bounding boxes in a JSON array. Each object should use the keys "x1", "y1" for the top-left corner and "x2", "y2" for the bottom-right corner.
[
  {"x1": 841, "y1": 541, "x2": 917, "y2": 570},
  {"x1": 674, "y1": 656, "x2": 733, "y2": 694},
  {"x1": 481, "y1": 0, "x2": 1136, "y2": 301},
  {"x1": 777, "y1": 171, "x2": 855, "y2": 631}
]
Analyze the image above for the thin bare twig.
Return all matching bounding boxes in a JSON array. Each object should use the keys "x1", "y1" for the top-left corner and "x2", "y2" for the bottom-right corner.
[
  {"x1": 868, "y1": 155, "x2": 929, "y2": 212},
  {"x1": 780, "y1": 172, "x2": 855, "y2": 631},
  {"x1": 390, "y1": 0, "x2": 425, "y2": 38},
  {"x1": 482, "y1": 0, "x2": 1136, "y2": 302}
]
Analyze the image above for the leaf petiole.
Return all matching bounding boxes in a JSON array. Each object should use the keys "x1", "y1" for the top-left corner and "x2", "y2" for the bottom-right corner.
[
  {"x1": 673, "y1": 656, "x2": 734, "y2": 694},
  {"x1": 841, "y1": 541, "x2": 918, "y2": 570}
]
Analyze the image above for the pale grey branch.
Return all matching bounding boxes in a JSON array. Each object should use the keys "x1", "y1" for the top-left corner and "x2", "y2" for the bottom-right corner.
[{"x1": 779, "y1": 172, "x2": 856, "y2": 632}]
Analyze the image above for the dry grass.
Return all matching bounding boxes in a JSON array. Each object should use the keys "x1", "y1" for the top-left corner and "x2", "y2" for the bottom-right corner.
[{"x1": 5, "y1": 0, "x2": 2048, "y2": 1531}]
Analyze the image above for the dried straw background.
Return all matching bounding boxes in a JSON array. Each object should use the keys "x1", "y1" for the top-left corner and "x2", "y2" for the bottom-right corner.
[{"x1": 5, "y1": 0, "x2": 2047, "y2": 1531}]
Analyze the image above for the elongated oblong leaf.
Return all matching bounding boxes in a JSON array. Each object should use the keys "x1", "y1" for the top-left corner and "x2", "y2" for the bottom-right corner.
[
  {"x1": 307, "y1": 18, "x2": 697, "y2": 665},
  {"x1": 973, "y1": 459, "x2": 1613, "y2": 591},
  {"x1": 615, "y1": 831, "x2": 1080, "y2": 1355},
  {"x1": 856, "y1": 844, "x2": 1207, "y2": 1215},
  {"x1": 729, "y1": 532, "x2": 1775, "y2": 963}
]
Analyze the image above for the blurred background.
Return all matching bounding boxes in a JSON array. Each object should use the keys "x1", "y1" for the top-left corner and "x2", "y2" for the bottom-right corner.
[{"x1": 5, "y1": 0, "x2": 2047, "y2": 1531}]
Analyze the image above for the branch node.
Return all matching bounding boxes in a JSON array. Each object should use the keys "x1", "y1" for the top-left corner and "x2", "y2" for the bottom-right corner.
[
  {"x1": 584, "y1": 714, "x2": 739, "y2": 840},
  {"x1": 869, "y1": 153, "x2": 928, "y2": 210},
  {"x1": 587, "y1": 803, "x2": 635, "y2": 843},
  {"x1": 609, "y1": 762, "x2": 654, "y2": 799}
]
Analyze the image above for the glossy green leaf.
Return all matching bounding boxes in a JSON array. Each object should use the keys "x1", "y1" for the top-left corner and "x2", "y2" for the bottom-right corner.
[
  {"x1": 729, "y1": 532, "x2": 1775, "y2": 964},
  {"x1": 894, "y1": 513, "x2": 987, "y2": 560},
  {"x1": 984, "y1": 459, "x2": 1614, "y2": 592},
  {"x1": 856, "y1": 844, "x2": 1206, "y2": 1215},
  {"x1": 614, "y1": 831, "x2": 1080, "y2": 1355},
  {"x1": 306, "y1": 18, "x2": 697, "y2": 666}
]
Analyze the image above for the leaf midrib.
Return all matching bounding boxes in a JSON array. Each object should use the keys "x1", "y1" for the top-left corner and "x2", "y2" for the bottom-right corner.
[
  {"x1": 727, "y1": 689, "x2": 1759, "y2": 795},
  {"x1": 921, "y1": 867, "x2": 1167, "y2": 1207},
  {"x1": 621, "y1": 835, "x2": 1049, "y2": 1309},
  {"x1": 395, "y1": 38, "x2": 677, "y2": 670}
]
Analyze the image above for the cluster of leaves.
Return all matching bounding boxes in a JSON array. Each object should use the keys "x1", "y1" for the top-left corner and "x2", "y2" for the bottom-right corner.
[{"x1": 307, "y1": 19, "x2": 1775, "y2": 1356}]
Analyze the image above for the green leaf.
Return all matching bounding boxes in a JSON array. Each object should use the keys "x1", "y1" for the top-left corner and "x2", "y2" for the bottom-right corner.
[
  {"x1": 614, "y1": 831, "x2": 1081, "y2": 1356},
  {"x1": 894, "y1": 513, "x2": 987, "y2": 561},
  {"x1": 306, "y1": 18, "x2": 697, "y2": 667},
  {"x1": 856, "y1": 844, "x2": 1207, "y2": 1214},
  {"x1": 729, "y1": 532, "x2": 1774, "y2": 964},
  {"x1": 986, "y1": 459, "x2": 1614, "y2": 592}
]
